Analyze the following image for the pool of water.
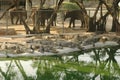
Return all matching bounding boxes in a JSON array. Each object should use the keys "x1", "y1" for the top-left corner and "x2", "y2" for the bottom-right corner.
[{"x1": 0, "y1": 47, "x2": 120, "y2": 80}]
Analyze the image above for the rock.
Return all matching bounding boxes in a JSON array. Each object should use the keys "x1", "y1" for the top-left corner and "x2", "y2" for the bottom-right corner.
[
  {"x1": 0, "y1": 42, "x2": 7, "y2": 50},
  {"x1": 99, "y1": 36, "x2": 109, "y2": 43},
  {"x1": 38, "y1": 45, "x2": 45, "y2": 53},
  {"x1": 111, "y1": 36, "x2": 120, "y2": 44},
  {"x1": 82, "y1": 41, "x2": 119, "y2": 50},
  {"x1": 14, "y1": 45, "x2": 24, "y2": 54},
  {"x1": 71, "y1": 34, "x2": 80, "y2": 42},
  {"x1": 40, "y1": 40, "x2": 53, "y2": 45},
  {"x1": 49, "y1": 49, "x2": 58, "y2": 53},
  {"x1": 26, "y1": 45, "x2": 34, "y2": 53},
  {"x1": 81, "y1": 36, "x2": 101, "y2": 46}
]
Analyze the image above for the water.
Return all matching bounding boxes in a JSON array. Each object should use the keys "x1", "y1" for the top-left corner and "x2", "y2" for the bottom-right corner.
[{"x1": 0, "y1": 47, "x2": 120, "y2": 80}]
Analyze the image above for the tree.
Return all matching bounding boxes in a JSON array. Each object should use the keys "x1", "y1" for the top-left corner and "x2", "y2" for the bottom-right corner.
[
  {"x1": 32, "y1": 0, "x2": 46, "y2": 33},
  {"x1": 75, "y1": 0, "x2": 120, "y2": 34},
  {"x1": 101, "y1": 0, "x2": 120, "y2": 34},
  {"x1": 0, "y1": 0, "x2": 33, "y2": 34},
  {"x1": 38, "y1": 0, "x2": 120, "y2": 34},
  {"x1": 0, "y1": 0, "x2": 20, "y2": 19},
  {"x1": 1, "y1": 0, "x2": 120, "y2": 34},
  {"x1": 45, "y1": 0, "x2": 64, "y2": 33}
]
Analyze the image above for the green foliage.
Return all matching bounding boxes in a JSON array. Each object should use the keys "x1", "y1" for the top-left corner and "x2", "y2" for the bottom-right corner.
[{"x1": 60, "y1": 1, "x2": 80, "y2": 11}]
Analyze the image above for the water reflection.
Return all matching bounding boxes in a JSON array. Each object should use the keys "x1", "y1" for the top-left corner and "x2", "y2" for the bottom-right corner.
[{"x1": 0, "y1": 47, "x2": 120, "y2": 80}]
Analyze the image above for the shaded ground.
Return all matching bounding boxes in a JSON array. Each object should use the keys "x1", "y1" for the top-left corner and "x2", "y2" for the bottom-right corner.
[
  {"x1": 0, "y1": 9, "x2": 119, "y2": 43},
  {"x1": 0, "y1": 17, "x2": 118, "y2": 39}
]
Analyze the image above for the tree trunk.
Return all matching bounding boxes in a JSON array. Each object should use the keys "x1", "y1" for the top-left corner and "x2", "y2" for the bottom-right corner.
[
  {"x1": 19, "y1": 16, "x2": 32, "y2": 34},
  {"x1": 74, "y1": 0, "x2": 89, "y2": 31},
  {"x1": 40, "y1": 0, "x2": 46, "y2": 9},
  {"x1": 87, "y1": 2, "x2": 100, "y2": 32},
  {"x1": 111, "y1": 19, "x2": 117, "y2": 32},
  {"x1": 88, "y1": 17, "x2": 96, "y2": 32},
  {"x1": 0, "y1": 0, "x2": 20, "y2": 19},
  {"x1": 45, "y1": 0, "x2": 64, "y2": 33},
  {"x1": 32, "y1": 0, "x2": 46, "y2": 33},
  {"x1": 96, "y1": 12, "x2": 109, "y2": 32},
  {"x1": 102, "y1": 0, "x2": 120, "y2": 34}
]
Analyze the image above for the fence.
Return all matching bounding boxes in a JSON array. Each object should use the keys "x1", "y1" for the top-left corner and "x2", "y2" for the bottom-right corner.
[
  {"x1": 0, "y1": 10, "x2": 58, "y2": 35},
  {"x1": 0, "y1": 7, "x2": 117, "y2": 35}
]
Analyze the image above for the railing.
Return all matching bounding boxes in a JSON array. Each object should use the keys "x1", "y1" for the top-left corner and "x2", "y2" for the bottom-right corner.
[{"x1": 0, "y1": 8, "x2": 117, "y2": 35}]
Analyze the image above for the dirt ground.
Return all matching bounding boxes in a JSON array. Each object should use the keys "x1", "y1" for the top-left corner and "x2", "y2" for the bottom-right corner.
[
  {"x1": 0, "y1": 12, "x2": 119, "y2": 42},
  {"x1": 0, "y1": 19, "x2": 118, "y2": 36},
  {"x1": 0, "y1": 24, "x2": 118, "y2": 43}
]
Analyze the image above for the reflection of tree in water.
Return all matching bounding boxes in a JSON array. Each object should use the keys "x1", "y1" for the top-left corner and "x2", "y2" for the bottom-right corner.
[
  {"x1": 17, "y1": 47, "x2": 120, "y2": 80},
  {"x1": 0, "y1": 60, "x2": 16, "y2": 80},
  {"x1": 89, "y1": 46, "x2": 120, "y2": 80},
  {"x1": 14, "y1": 60, "x2": 35, "y2": 80},
  {"x1": 0, "y1": 47, "x2": 120, "y2": 80},
  {"x1": 33, "y1": 59, "x2": 61, "y2": 80},
  {"x1": 0, "y1": 60, "x2": 35, "y2": 80},
  {"x1": 32, "y1": 58, "x2": 91, "y2": 80}
]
